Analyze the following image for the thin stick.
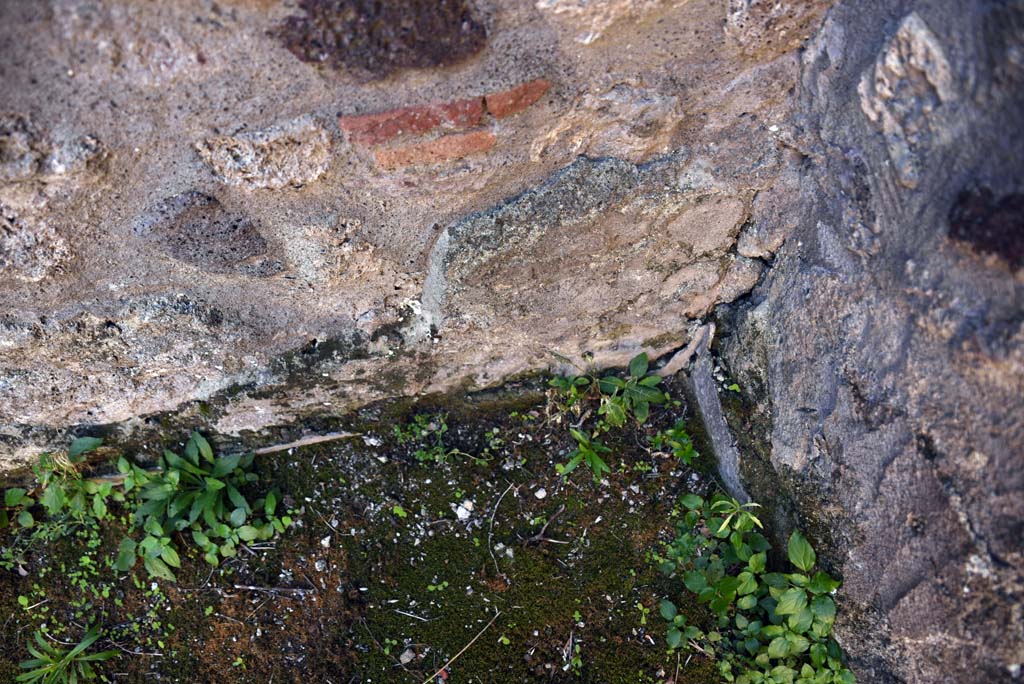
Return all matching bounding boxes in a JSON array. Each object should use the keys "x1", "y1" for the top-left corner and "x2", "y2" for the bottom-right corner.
[
  {"x1": 523, "y1": 504, "x2": 568, "y2": 546},
  {"x1": 254, "y1": 432, "x2": 360, "y2": 455},
  {"x1": 419, "y1": 611, "x2": 502, "y2": 684},
  {"x1": 488, "y1": 484, "x2": 516, "y2": 578},
  {"x1": 394, "y1": 609, "x2": 430, "y2": 622},
  {"x1": 232, "y1": 584, "x2": 313, "y2": 597}
]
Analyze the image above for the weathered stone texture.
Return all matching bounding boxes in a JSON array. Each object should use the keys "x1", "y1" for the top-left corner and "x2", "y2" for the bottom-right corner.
[
  {"x1": 196, "y1": 119, "x2": 331, "y2": 189},
  {"x1": 0, "y1": 1, "x2": 1019, "y2": 681},
  {"x1": 719, "y1": 2, "x2": 1024, "y2": 682}
]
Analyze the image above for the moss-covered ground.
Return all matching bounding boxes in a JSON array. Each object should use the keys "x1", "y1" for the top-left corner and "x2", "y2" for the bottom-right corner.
[{"x1": 0, "y1": 375, "x2": 722, "y2": 683}]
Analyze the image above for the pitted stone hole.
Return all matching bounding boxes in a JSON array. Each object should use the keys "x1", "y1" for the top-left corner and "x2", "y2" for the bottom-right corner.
[
  {"x1": 276, "y1": 0, "x2": 487, "y2": 80},
  {"x1": 136, "y1": 192, "x2": 282, "y2": 276},
  {"x1": 948, "y1": 187, "x2": 1024, "y2": 270}
]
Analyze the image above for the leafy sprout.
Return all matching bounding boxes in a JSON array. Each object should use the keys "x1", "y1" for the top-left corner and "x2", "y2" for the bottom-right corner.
[{"x1": 17, "y1": 625, "x2": 115, "y2": 684}]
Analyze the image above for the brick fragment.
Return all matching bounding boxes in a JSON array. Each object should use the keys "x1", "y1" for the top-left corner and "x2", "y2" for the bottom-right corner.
[
  {"x1": 374, "y1": 129, "x2": 496, "y2": 170},
  {"x1": 485, "y1": 79, "x2": 551, "y2": 119},
  {"x1": 339, "y1": 97, "x2": 483, "y2": 146}
]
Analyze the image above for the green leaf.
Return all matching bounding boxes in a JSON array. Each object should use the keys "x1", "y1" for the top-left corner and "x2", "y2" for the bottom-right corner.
[
  {"x1": 144, "y1": 556, "x2": 176, "y2": 582},
  {"x1": 633, "y1": 400, "x2": 650, "y2": 425},
  {"x1": 787, "y1": 531, "x2": 816, "y2": 572},
  {"x1": 144, "y1": 517, "x2": 164, "y2": 537},
  {"x1": 37, "y1": 485, "x2": 62, "y2": 516},
  {"x1": 684, "y1": 570, "x2": 708, "y2": 593},
  {"x1": 226, "y1": 485, "x2": 249, "y2": 513},
  {"x1": 211, "y1": 454, "x2": 241, "y2": 478},
  {"x1": 808, "y1": 571, "x2": 841, "y2": 595},
  {"x1": 666, "y1": 627, "x2": 682, "y2": 649},
  {"x1": 767, "y1": 636, "x2": 790, "y2": 659},
  {"x1": 68, "y1": 436, "x2": 103, "y2": 461},
  {"x1": 680, "y1": 494, "x2": 703, "y2": 511},
  {"x1": 237, "y1": 525, "x2": 259, "y2": 542},
  {"x1": 392, "y1": 505, "x2": 407, "y2": 519},
  {"x1": 557, "y1": 454, "x2": 583, "y2": 476},
  {"x1": 716, "y1": 576, "x2": 741, "y2": 600},
  {"x1": 115, "y1": 538, "x2": 137, "y2": 571},
  {"x1": 659, "y1": 600, "x2": 677, "y2": 621},
  {"x1": 92, "y1": 494, "x2": 107, "y2": 519},
  {"x1": 737, "y1": 572, "x2": 758, "y2": 596},
  {"x1": 204, "y1": 478, "x2": 226, "y2": 491},
  {"x1": 16, "y1": 510, "x2": 33, "y2": 528},
  {"x1": 265, "y1": 491, "x2": 278, "y2": 516},
  {"x1": 5, "y1": 488, "x2": 27, "y2": 507},
  {"x1": 710, "y1": 595, "x2": 732, "y2": 615},
  {"x1": 748, "y1": 552, "x2": 767, "y2": 574},
  {"x1": 598, "y1": 376, "x2": 626, "y2": 392},
  {"x1": 599, "y1": 399, "x2": 627, "y2": 427},
  {"x1": 775, "y1": 588, "x2": 808, "y2": 616},
  {"x1": 810, "y1": 643, "x2": 827, "y2": 668},
  {"x1": 786, "y1": 633, "x2": 810, "y2": 654},
  {"x1": 161, "y1": 545, "x2": 182, "y2": 568},
  {"x1": 737, "y1": 594, "x2": 758, "y2": 610},
  {"x1": 787, "y1": 607, "x2": 813, "y2": 633},
  {"x1": 835, "y1": 669, "x2": 856, "y2": 684},
  {"x1": 163, "y1": 450, "x2": 204, "y2": 476},
  {"x1": 191, "y1": 431, "x2": 215, "y2": 463},
  {"x1": 810, "y1": 595, "x2": 836, "y2": 622},
  {"x1": 229, "y1": 507, "x2": 247, "y2": 527},
  {"x1": 629, "y1": 352, "x2": 649, "y2": 378}
]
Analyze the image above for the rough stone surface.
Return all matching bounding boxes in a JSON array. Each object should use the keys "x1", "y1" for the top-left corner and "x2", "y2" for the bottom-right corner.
[
  {"x1": 276, "y1": 0, "x2": 487, "y2": 79},
  {"x1": 196, "y1": 118, "x2": 331, "y2": 189},
  {"x1": 718, "y1": 2, "x2": 1024, "y2": 682},
  {"x1": 0, "y1": 1, "x2": 1020, "y2": 682}
]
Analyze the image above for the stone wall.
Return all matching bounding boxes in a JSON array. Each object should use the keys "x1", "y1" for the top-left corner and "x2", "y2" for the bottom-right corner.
[
  {"x1": 0, "y1": 0, "x2": 816, "y2": 461},
  {"x1": 718, "y1": 1, "x2": 1024, "y2": 681},
  {"x1": 0, "y1": 1, "x2": 1020, "y2": 682}
]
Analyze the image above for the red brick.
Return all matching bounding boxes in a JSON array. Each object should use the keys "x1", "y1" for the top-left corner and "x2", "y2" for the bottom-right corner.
[
  {"x1": 485, "y1": 79, "x2": 551, "y2": 119},
  {"x1": 374, "y1": 129, "x2": 496, "y2": 170},
  {"x1": 338, "y1": 97, "x2": 483, "y2": 146}
]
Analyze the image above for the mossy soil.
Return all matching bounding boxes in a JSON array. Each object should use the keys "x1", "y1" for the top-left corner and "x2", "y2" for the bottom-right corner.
[{"x1": 0, "y1": 376, "x2": 722, "y2": 683}]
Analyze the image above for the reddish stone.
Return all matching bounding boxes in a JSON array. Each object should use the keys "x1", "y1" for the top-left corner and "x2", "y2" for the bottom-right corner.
[
  {"x1": 338, "y1": 97, "x2": 483, "y2": 146},
  {"x1": 374, "y1": 129, "x2": 496, "y2": 170},
  {"x1": 485, "y1": 79, "x2": 551, "y2": 119}
]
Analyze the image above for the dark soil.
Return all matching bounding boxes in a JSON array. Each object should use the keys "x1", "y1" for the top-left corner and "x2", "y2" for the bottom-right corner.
[{"x1": 0, "y1": 376, "x2": 721, "y2": 683}]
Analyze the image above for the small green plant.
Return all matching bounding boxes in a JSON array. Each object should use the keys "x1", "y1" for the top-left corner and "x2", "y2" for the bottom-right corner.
[
  {"x1": 17, "y1": 625, "x2": 116, "y2": 684},
  {"x1": 649, "y1": 420, "x2": 699, "y2": 464},
  {"x1": 596, "y1": 353, "x2": 667, "y2": 427},
  {"x1": 393, "y1": 414, "x2": 472, "y2": 464},
  {"x1": 548, "y1": 352, "x2": 668, "y2": 429},
  {"x1": 556, "y1": 428, "x2": 612, "y2": 481},
  {"x1": 636, "y1": 601, "x2": 650, "y2": 626},
  {"x1": 547, "y1": 374, "x2": 592, "y2": 417},
  {"x1": 548, "y1": 352, "x2": 675, "y2": 480},
  {"x1": 1, "y1": 438, "x2": 114, "y2": 573},
  {"x1": 116, "y1": 431, "x2": 290, "y2": 580},
  {"x1": 659, "y1": 494, "x2": 854, "y2": 684}
]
